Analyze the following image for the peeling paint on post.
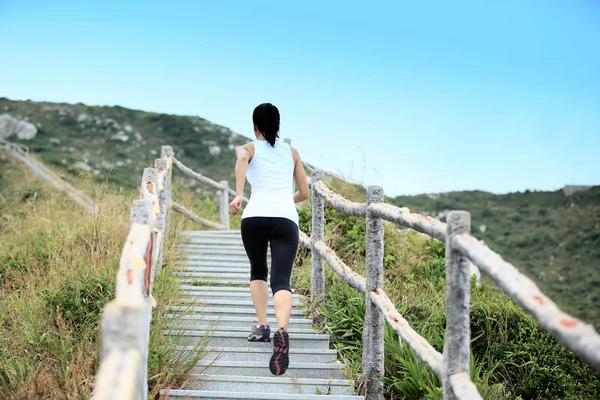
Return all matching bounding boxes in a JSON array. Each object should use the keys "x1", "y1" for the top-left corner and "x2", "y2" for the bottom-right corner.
[
  {"x1": 363, "y1": 186, "x2": 385, "y2": 400},
  {"x1": 140, "y1": 168, "x2": 160, "y2": 296},
  {"x1": 443, "y1": 211, "x2": 472, "y2": 400},
  {"x1": 220, "y1": 180, "x2": 230, "y2": 230},
  {"x1": 310, "y1": 169, "x2": 325, "y2": 300}
]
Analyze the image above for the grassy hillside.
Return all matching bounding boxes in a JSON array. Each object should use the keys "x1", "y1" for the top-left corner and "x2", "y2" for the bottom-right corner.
[
  {"x1": 293, "y1": 181, "x2": 600, "y2": 399},
  {"x1": 390, "y1": 188, "x2": 600, "y2": 329},
  {"x1": 0, "y1": 97, "x2": 251, "y2": 188},
  {"x1": 0, "y1": 152, "x2": 206, "y2": 399}
]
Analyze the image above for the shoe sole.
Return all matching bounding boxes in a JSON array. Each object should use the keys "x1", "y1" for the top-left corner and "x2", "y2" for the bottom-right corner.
[{"x1": 269, "y1": 330, "x2": 289, "y2": 376}]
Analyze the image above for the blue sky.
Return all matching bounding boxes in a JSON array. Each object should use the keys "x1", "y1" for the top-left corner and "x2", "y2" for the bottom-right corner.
[{"x1": 1, "y1": 0, "x2": 599, "y2": 196}]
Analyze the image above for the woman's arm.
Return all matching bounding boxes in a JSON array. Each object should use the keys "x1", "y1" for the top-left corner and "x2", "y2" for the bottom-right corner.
[
  {"x1": 229, "y1": 144, "x2": 254, "y2": 215},
  {"x1": 291, "y1": 146, "x2": 310, "y2": 203}
]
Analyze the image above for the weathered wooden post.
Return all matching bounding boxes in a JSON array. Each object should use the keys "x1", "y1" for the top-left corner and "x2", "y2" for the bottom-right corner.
[
  {"x1": 310, "y1": 169, "x2": 325, "y2": 300},
  {"x1": 219, "y1": 180, "x2": 230, "y2": 230},
  {"x1": 283, "y1": 138, "x2": 295, "y2": 192},
  {"x1": 363, "y1": 186, "x2": 385, "y2": 400},
  {"x1": 93, "y1": 200, "x2": 154, "y2": 400},
  {"x1": 140, "y1": 167, "x2": 160, "y2": 296},
  {"x1": 154, "y1": 158, "x2": 167, "y2": 274},
  {"x1": 160, "y1": 146, "x2": 173, "y2": 237},
  {"x1": 443, "y1": 211, "x2": 472, "y2": 400}
]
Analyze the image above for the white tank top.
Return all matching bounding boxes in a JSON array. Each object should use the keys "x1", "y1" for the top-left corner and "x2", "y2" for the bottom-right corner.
[{"x1": 242, "y1": 139, "x2": 298, "y2": 226}]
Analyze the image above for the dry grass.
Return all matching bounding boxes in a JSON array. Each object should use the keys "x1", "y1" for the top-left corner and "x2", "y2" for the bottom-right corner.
[{"x1": 0, "y1": 153, "x2": 206, "y2": 399}]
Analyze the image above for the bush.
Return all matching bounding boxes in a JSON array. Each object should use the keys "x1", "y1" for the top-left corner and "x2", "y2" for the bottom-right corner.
[
  {"x1": 42, "y1": 276, "x2": 114, "y2": 335},
  {"x1": 294, "y1": 204, "x2": 600, "y2": 399}
]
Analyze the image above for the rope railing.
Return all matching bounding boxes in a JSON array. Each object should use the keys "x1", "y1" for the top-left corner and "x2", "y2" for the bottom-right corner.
[
  {"x1": 303, "y1": 168, "x2": 600, "y2": 400},
  {"x1": 92, "y1": 147, "x2": 173, "y2": 400}
]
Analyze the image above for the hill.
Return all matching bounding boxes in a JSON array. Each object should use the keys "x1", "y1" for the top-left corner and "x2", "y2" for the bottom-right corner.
[
  {"x1": 0, "y1": 97, "x2": 251, "y2": 188},
  {"x1": 391, "y1": 188, "x2": 600, "y2": 329}
]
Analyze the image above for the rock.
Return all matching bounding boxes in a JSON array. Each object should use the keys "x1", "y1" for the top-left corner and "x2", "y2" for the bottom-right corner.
[
  {"x1": 0, "y1": 114, "x2": 38, "y2": 140},
  {"x1": 73, "y1": 161, "x2": 92, "y2": 172},
  {"x1": 115, "y1": 161, "x2": 125, "y2": 167},
  {"x1": 77, "y1": 113, "x2": 88, "y2": 122},
  {"x1": 100, "y1": 160, "x2": 112, "y2": 170},
  {"x1": 134, "y1": 132, "x2": 143, "y2": 141},
  {"x1": 49, "y1": 138, "x2": 61, "y2": 145},
  {"x1": 479, "y1": 224, "x2": 487, "y2": 233},
  {"x1": 209, "y1": 145, "x2": 221, "y2": 156},
  {"x1": 111, "y1": 134, "x2": 129, "y2": 142},
  {"x1": 150, "y1": 149, "x2": 158, "y2": 156},
  {"x1": 124, "y1": 124, "x2": 133, "y2": 132}
]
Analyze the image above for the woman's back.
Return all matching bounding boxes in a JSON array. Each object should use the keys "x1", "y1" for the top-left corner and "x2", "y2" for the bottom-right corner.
[{"x1": 242, "y1": 139, "x2": 297, "y2": 224}]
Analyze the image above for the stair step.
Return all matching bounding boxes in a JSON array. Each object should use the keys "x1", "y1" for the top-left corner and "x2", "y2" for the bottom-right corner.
[
  {"x1": 175, "y1": 346, "x2": 338, "y2": 363},
  {"x1": 191, "y1": 361, "x2": 345, "y2": 379},
  {"x1": 180, "y1": 278, "x2": 250, "y2": 286},
  {"x1": 184, "y1": 255, "x2": 251, "y2": 262},
  {"x1": 175, "y1": 272, "x2": 250, "y2": 279},
  {"x1": 180, "y1": 286, "x2": 301, "y2": 300},
  {"x1": 176, "y1": 297, "x2": 302, "y2": 307},
  {"x1": 163, "y1": 330, "x2": 330, "y2": 349},
  {"x1": 182, "y1": 238, "x2": 244, "y2": 245},
  {"x1": 171, "y1": 374, "x2": 356, "y2": 395},
  {"x1": 178, "y1": 285, "x2": 300, "y2": 294},
  {"x1": 178, "y1": 285, "x2": 287, "y2": 293},
  {"x1": 180, "y1": 231, "x2": 242, "y2": 236},
  {"x1": 178, "y1": 261, "x2": 252, "y2": 268},
  {"x1": 160, "y1": 391, "x2": 363, "y2": 400},
  {"x1": 180, "y1": 267, "x2": 254, "y2": 274},
  {"x1": 177, "y1": 247, "x2": 257, "y2": 256},
  {"x1": 166, "y1": 324, "x2": 316, "y2": 335},
  {"x1": 168, "y1": 306, "x2": 304, "y2": 317},
  {"x1": 164, "y1": 314, "x2": 313, "y2": 330},
  {"x1": 177, "y1": 239, "x2": 245, "y2": 248}
]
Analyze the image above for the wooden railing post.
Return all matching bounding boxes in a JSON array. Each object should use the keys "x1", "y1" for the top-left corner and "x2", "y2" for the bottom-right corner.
[
  {"x1": 154, "y1": 158, "x2": 167, "y2": 274},
  {"x1": 283, "y1": 138, "x2": 295, "y2": 192},
  {"x1": 443, "y1": 211, "x2": 472, "y2": 400},
  {"x1": 219, "y1": 180, "x2": 230, "y2": 230},
  {"x1": 310, "y1": 169, "x2": 325, "y2": 300},
  {"x1": 140, "y1": 167, "x2": 160, "y2": 296},
  {"x1": 363, "y1": 186, "x2": 385, "y2": 400},
  {"x1": 160, "y1": 146, "x2": 173, "y2": 236}
]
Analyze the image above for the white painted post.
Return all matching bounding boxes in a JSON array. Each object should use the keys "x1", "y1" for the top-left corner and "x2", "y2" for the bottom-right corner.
[
  {"x1": 443, "y1": 211, "x2": 472, "y2": 400},
  {"x1": 363, "y1": 186, "x2": 385, "y2": 400},
  {"x1": 310, "y1": 169, "x2": 325, "y2": 300}
]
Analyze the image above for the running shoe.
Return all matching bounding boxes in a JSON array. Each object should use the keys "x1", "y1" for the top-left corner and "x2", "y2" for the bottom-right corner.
[
  {"x1": 248, "y1": 324, "x2": 271, "y2": 342},
  {"x1": 269, "y1": 328, "x2": 290, "y2": 375}
]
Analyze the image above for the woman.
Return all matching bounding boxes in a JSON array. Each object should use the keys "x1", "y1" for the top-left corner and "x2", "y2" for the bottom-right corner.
[{"x1": 229, "y1": 103, "x2": 310, "y2": 376}]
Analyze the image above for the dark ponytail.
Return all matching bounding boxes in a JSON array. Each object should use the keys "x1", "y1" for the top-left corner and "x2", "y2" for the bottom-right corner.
[{"x1": 252, "y1": 103, "x2": 280, "y2": 147}]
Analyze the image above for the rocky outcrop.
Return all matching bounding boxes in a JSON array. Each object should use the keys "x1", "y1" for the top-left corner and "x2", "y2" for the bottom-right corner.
[{"x1": 0, "y1": 114, "x2": 37, "y2": 140}]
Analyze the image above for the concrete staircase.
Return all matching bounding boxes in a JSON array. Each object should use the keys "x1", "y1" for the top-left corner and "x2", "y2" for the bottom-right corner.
[{"x1": 159, "y1": 230, "x2": 364, "y2": 400}]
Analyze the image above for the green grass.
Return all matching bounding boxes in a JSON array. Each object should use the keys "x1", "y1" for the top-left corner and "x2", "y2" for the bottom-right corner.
[
  {"x1": 0, "y1": 152, "x2": 207, "y2": 399},
  {"x1": 390, "y1": 187, "x2": 600, "y2": 330},
  {"x1": 291, "y1": 180, "x2": 600, "y2": 399},
  {"x1": 0, "y1": 97, "x2": 250, "y2": 190}
]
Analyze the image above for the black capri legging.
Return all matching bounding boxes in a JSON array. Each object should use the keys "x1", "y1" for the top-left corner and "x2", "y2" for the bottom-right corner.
[{"x1": 241, "y1": 217, "x2": 299, "y2": 295}]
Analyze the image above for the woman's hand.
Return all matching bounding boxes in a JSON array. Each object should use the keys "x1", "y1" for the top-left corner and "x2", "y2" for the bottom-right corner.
[{"x1": 229, "y1": 195, "x2": 244, "y2": 216}]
